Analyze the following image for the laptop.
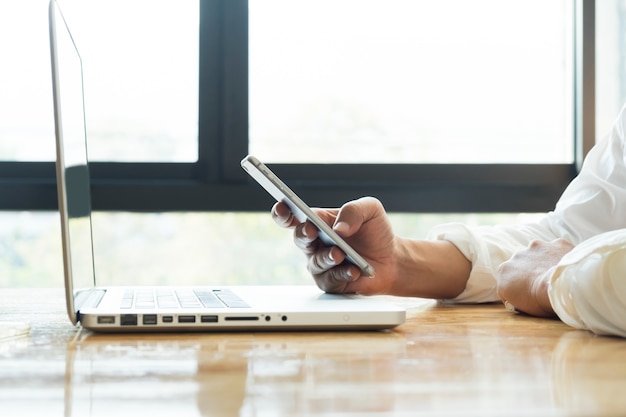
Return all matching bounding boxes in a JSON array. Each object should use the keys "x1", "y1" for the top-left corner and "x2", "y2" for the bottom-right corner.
[{"x1": 48, "y1": 0, "x2": 405, "y2": 332}]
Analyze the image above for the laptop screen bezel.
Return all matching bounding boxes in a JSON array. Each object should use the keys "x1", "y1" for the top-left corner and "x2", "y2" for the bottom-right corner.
[{"x1": 49, "y1": 0, "x2": 98, "y2": 325}]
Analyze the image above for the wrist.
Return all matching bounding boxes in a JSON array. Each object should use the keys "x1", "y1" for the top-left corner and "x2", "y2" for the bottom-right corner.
[
  {"x1": 531, "y1": 271, "x2": 557, "y2": 317},
  {"x1": 389, "y1": 238, "x2": 471, "y2": 299}
]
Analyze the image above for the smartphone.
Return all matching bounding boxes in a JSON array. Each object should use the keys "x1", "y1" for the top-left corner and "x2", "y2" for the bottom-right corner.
[{"x1": 241, "y1": 155, "x2": 376, "y2": 278}]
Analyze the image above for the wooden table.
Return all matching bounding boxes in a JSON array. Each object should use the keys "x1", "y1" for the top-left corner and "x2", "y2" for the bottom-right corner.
[{"x1": 1, "y1": 288, "x2": 625, "y2": 417}]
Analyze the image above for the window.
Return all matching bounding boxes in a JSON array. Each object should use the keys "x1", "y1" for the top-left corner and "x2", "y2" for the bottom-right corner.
[
  {"x1": 3, "y1": 1, "x2": 618, "y2": 287},
  {"x1": 596, "y1": 0, "x2": 626, "y2": 137},
  {"x1": 0, "y1": 1, "x2": 198, "y2": 163},
  {"x1": 1, "y1": 0, "x2": 594, "y2": 213},
  {"x1": 249, "y1": 0, "x2": 574, "y2": 164},
  {"x1": 0, "y1": 2, "x2": 54, "y2": 161},
  {"x1": 63, "y1": 0, "x2": 199, "y2": 162}
]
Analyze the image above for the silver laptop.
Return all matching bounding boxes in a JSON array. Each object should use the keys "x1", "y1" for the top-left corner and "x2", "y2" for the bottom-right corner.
[{"x1": 48, "y1": 0, "x2": 405, "y2": 332}]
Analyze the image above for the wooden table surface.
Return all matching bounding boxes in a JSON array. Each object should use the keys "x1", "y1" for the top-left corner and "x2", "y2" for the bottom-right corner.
[{"x1": 1, "y1": 287, "x2": 625, "y2": 417}]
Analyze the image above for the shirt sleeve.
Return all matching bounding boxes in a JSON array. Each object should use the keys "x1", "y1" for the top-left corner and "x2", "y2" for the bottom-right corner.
[
  {"x1": 548, "y1": 229, "x2": 626, "y2": 337},
  {"x1": 545, "y1": 103, "x2": 626, "y2": 243},
  {"x1": 429, "y1": 103, "x2": 626, "y2": 306},
  {"x1": 427, "y1": 220, "x2": 560, "y2": 303}
]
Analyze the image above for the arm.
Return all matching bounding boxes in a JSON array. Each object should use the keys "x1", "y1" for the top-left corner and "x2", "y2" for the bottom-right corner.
[
  {"x1": 272, "y1": 196, "x2": 471, "y2": 299},
  {"x1": 496, "y1": 103, "x2": 626, "y2": 329},
  {"x1": 496, "y1": 239, "x2": 574, "y2": 317}
]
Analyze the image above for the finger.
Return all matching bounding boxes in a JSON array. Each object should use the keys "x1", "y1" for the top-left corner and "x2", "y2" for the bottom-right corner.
[
  {"x1": 313, "y1": 264, "x2": 361, "y2": 293},
  {"x1": 333, "y1": 197, "x2": 384, "y2": 237},
  {"x1": 293, "y1": 222, "x2": 320, "y2": 253},
  {"x1": 496, "y1": 259, "x2": 511, "y2": 277},
  {"x1": 306, "y1": 246, "x2": 344, "y2": 274},
  {"x1": 314, "y1": 274, "x2": 351, "y2": 293},
  {"x1": 271, "y1": 202, "x2": 299, "y2": 228},
  {"x1": 551, "y1": 238, "x2": 575, "y2": 252},
  {"x1": 310, "y1": 207, "x2": 340, "y2": 229}
]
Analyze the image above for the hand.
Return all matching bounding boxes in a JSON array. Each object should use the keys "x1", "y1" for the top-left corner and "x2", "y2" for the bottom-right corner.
[
  {"x1": 271, "y1": 196, "x2": 398, "y2": 295},
  {"x1": 497, "y1": 239, "x2": 574, "y2": 317}
]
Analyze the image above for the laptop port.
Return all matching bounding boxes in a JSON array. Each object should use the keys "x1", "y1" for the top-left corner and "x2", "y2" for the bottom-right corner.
[
  {"x1": 162, "y1": 316, "x2": 174, "y2": 323},
  {"x1": 201, "y1": 315, "x2": 218, "y2": 323},
  {"x1": 224, "y1": 316, "x2": 259, "y2": 321},
  {"x1": 178, "y1": 315, "x2": 196, "y2": 323},
  {"x1": 142, "y1": 314, "x2": 157, "y2": 325},
  {"x1": 120, "y1": 314, "x2": 138, "y2": 326},
  {"x1": 97, "y1": 316, "x2": 115, "y2": 324}
]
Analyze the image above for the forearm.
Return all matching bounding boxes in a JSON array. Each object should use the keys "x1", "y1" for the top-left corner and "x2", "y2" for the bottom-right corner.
[
  {"x1": 425, "y1": 221, "x2": 564, "y2": 304},
  {"x1": 389, "y1": 238, "x2": 471, "y2": 299}
]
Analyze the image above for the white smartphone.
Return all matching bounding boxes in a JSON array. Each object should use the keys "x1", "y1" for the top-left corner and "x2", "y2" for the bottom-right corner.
[{"x1": 241, "y1": 155, "x2": 376, "y2": 278}]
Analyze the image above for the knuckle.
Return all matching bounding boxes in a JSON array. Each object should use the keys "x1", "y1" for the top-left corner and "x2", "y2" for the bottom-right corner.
[
  {"x1": 497, "y1": 260, "x2": 510, "y2": 275},
  {"x1": 307, "y1": 251, "x2": 334, "y2": 275},
  {"x1": 315, "y1": 276, "x2": 342, "y2": 294}
]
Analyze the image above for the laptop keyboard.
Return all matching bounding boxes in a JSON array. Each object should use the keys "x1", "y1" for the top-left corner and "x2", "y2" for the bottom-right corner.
[{"x1": 120, "y1": 288, "x2": 249, "y2": 309}]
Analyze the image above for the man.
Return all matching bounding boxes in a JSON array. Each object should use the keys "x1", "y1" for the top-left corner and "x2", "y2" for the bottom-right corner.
[{"x1": 272, "y1": 104, "x2": 626, "y2": 338}]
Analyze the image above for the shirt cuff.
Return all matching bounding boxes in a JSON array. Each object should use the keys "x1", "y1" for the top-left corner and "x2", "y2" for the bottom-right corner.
[{"x1": 427, "y1": 223, "x2": 500, "y2": 304}]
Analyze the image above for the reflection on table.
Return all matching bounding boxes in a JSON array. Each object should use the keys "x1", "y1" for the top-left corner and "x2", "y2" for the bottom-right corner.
[{"x1": 1, "y1": 288, "x2": 626, "y2": 416}]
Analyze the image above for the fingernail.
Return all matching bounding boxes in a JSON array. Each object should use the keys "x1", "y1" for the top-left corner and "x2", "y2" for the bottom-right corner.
[
  {"x1": 333, "y1": 221, "x2": 349, "y2": 234},
  {"x1": 346, "y1": 268, "x2": 359, "y2": 282}
]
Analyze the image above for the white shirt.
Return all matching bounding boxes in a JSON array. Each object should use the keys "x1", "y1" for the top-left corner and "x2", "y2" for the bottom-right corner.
[{"x1": 428, "y1": 104, "x2": 626, "y2": 337}]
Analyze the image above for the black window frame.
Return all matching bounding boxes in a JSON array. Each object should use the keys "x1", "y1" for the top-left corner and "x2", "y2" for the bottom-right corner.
[{"x1": 0, "y1": 0, "x2": 595, "y2": 213}]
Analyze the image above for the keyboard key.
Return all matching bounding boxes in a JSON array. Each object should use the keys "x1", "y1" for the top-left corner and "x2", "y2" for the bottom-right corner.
[
  {"x1": 214, "y1": 289, "x2": 250, "y2": 308},
  {"x1": 119, "y1": 288, "x2": 249, "y2": 309},
  {"x1": 194, "y1": 290, "x2": 225, "y2": 308}
]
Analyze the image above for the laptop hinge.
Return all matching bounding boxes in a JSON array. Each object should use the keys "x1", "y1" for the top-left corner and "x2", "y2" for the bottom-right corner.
[{"x1": 74, "y1": 289, "x2": 106, "y2": 320}]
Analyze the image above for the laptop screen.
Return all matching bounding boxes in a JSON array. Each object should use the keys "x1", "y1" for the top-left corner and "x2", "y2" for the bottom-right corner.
[{"x1": 50, "y1": 0, "x2": 97, "y2": 297}]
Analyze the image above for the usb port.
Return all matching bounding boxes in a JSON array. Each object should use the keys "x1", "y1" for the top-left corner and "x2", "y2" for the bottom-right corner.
[
  {"x1": 97, "y1": 316, "x2": 115, "y2": 324},
  {"x1": 142, "y1": 314, "x2": 157, "y2": 325},
  {"x1": 162, "y1": 316, "x2": 174, "y2": 323},
  {"x1": 201, "y1": 315, "x2": 218, "y2": 323},
  {"x1": 178, "y1": 315, "x2": 196, "y2": 323},
  {"x1": 120, "y1": 314, "x2": 138, "y2": 326}
]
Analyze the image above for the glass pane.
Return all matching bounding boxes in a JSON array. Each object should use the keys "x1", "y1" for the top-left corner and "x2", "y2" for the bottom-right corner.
[
  {"x1": 0, "y1": 0, "x2": 198, "y2": 163},
  {"x1": 596, "y1": 0, "x2": 626, "y2": 140},
  {"x1": 61, "y1": 0, "x2": 199, "y2": 162},
  {"x1": 249, "y1": 0, "x2": 574, "y2": 164},
  {"x1": 1, "y1": 211, "x2": 543, "y2": 288},
  {"x1": 0, "y1": 1, "x2": 56, "y2": 161},
  {"x1": 0, "y1": 212, "x2": 63, "y2": 287}
]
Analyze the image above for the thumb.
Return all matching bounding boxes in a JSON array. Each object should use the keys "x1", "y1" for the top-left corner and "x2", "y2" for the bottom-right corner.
[{"x1": 333, "y1": 197, "x2": 384, "y2": 237}]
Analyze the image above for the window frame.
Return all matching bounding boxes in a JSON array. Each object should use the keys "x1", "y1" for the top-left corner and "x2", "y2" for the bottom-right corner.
[{"x1": 0, "y1": 0, "x2": 594, "y2": 213}]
